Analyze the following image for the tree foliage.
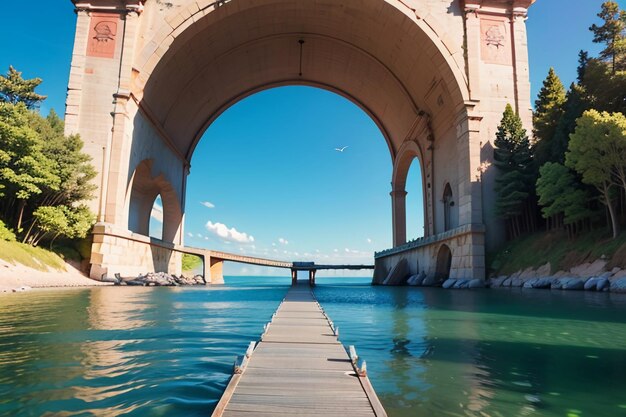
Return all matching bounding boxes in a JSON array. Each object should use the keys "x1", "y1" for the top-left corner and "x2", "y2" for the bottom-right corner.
[
  {"x1": 536, "y1": 162, "x2": 594, "y2": 229},
  {"x1": 0, "y1": 101, "x2": 96, "y2": 245},
  {"x1": 494, "y1": 104, "x2": 535, "y2": 239},
  {"x1": 0, "y1": 66, "x2": 46, "y2": 109},
  {"x1": 533, "y1": 68, "x2": 567, "y2": 166},
  {"x1": 590, "y1": 1, "x2": 626, "y2": 72},
  {"x1": 566, "y1": 110, "x2": 626, "y2": 238}
]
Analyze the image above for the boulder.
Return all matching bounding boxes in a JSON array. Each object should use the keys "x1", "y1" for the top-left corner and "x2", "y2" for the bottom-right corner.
[
  {"x1": 489, "y1": 276, "x2": 507, "y2": 287},
  {"x1": 422, "y1": 274, "x2": 441, "y2": 287},
  {"x1": 570, "y1": 260, "x2": 607, "y2": 278},
  {"x1": 510, "y1": 277, "x2": 524, "y2": 287},
  {"x1": 596, "y1": 277, "x2": 610, "y2": 291},
  {"x1": 536, "y1": 262, "x2": 551, "y2": 277},
  {"x1": 610, "y1": 277, "x2": 626, "y2": 293},
  {"x1": 523, "y1": 278, "x2": 537, "y2": 289},
  {"x1": 382, "y1": 258, "x2": 409, "y2": 286},
  {"x1": 561, "y1": 277, "x2": 585, "y2": 290},
  {"x1": 407, "y1": 271, "x2": 426, "y2": 286},
  {"x1": 442, "y1": 279, "x2": 456, "y2": 289},
  {"x1": 611, "y1": 269, "x2": 626, "y2": 280},
  {"x1": 584, "y1": 277, "x2": 598, "y2": 291},
  {"x1": 453, "y1": 279, "x2": 469, "y2": 289},
  {"x1": 532, "y1": 277, "x2": 553, "y2": 289},
  {"x1": 502, "y1": 277, "x2": 513, "y2": 287},
  {"x1": 551, "y1": 279, "x2": 563, "y2": 289},
  {"x1": 468, "y1": 279, "x2": 485, "y2": 289}
]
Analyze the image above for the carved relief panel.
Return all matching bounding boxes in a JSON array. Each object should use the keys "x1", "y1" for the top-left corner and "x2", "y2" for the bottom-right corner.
[
  {"x1": 87, "y1": 13, "x2": 119, "y2": 59},
  {"x1": 480, "y1": 18, "x2": 510, "y2": 65}
]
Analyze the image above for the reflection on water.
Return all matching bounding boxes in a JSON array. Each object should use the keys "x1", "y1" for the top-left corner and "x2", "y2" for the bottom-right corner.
[
  {"x1": 314, "y1": 280, "x2": 626, "y2": 417},
  {"x1": 0, "y1": 277, "x2": 625, "y2": 417},
  {"x1": 0, "y1": 279, "x2": 290, "y2": 416}
]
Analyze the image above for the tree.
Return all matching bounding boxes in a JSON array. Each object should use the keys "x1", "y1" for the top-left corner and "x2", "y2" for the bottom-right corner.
[
  {"x1": 0, "y1": 66, "x2": 46, "y2": 108},
  {"x1": 494, "y1": 104, "x2": 535, "y2": 239},
  {"x1": 590, "y1": 1, "x2": 626, "y2": 72},
  {"x1": 566, "y1": 110, "x2": 626, "y2": 238},
  {"x1": 582, "y1": 58, "x2": 626, "y2": 114},
  {"x1": 30, "y1": 205, "x2": 94, "y2": 246},
  {"x1": 536, "y1": 162, "x2": 594, "y2": 233},
  {"x1": 0, "y1": 103, "x2": 59, "y2": 231},
  {"x1": 533, "y1": 68, "x2": 567, "y2": 166},
  {"x1": 550, "y1": 83, "x2": 590, "y2": 164}
]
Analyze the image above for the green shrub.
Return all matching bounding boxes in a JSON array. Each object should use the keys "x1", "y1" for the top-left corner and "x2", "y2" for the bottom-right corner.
[{"x1": 0, "y1": 219, "x2": 16, "y2": 241}]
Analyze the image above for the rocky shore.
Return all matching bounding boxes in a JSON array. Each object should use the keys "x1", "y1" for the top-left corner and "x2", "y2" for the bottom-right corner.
[
  {"x1": 104, "y1": 272, "x2": 206, "y2": 286},
  {"x1": 377, "y1": 257, "x2": 626, "y2": 293}
]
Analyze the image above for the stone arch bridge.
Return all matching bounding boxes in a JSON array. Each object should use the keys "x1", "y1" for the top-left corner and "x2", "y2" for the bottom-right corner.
[{"x1": 67, "y1": 0, "x2": 534, "y2": 283}]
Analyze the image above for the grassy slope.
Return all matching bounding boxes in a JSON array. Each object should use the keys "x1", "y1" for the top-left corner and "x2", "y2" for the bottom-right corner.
[
  {"x1": 0, "y1": 240, "x2": 67, "y2": 271},
  {"x1": 489, "y1": 228, "x2": 626, "y2": 275}
]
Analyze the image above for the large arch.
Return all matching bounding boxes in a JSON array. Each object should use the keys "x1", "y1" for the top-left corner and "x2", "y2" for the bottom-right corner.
[{"x1": 67, "y1": 0, "x2": 535, "y2": 280}]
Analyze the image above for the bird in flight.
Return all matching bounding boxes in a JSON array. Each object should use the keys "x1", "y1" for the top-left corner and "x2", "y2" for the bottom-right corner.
[{"x1": 334, "y1": 146, "x2": 349, "y2": 152}]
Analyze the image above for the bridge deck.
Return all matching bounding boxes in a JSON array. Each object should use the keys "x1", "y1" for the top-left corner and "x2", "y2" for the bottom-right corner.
[{"x1": 212, "y1": 285, "x2": 387, "y2": 417}]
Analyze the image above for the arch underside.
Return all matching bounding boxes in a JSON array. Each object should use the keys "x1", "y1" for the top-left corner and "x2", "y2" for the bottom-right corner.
[{"x1": 136, "y1": 0, "x2": 469, "y2": 163}]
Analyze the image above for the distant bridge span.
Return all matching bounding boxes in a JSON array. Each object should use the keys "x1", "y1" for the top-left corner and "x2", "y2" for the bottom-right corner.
[{"x1": 182, "y1": 246, "x2": 374, "y2": 285}]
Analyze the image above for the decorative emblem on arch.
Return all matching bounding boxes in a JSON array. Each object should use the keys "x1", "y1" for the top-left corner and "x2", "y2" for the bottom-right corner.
[{"x1": 480, "y1": 18, "x2": 510, "y2": 65}]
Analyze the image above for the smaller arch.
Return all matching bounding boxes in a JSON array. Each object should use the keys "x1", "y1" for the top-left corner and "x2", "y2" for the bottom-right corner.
[
  {"x1": 127, "y1": 160, "x2": 183, "y2": 244},
  {"x1": 435, "y1": 244, "x2": 452, "y2": 282}
]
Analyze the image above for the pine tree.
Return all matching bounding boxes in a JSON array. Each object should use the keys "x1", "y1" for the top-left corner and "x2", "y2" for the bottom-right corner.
[
  {"x1": 533, "y1": 68, "x2": 566, "y2": 167},
  {"x1": 494, "y1": 104, "x2": 534, "y2": 239},
  {"x1": 0, "y1": 66, "x2": 46, "y2": 108},
  {"x1": 590, "y1": 1, "x2": 626, "y2": 72},
  {"x1": 550, "y1": 83, "x2": 589, "y2": 164}
]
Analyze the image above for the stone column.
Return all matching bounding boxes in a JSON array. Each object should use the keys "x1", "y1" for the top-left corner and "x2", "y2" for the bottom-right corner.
[
  {"x1": 391, "y1": 190, "x2": 408, "y2": 247},
  {"x1": 291, "y1": 269, "x2": 297, "y2": 286},
  {"x1": 208, "y1": 256, "x2": 224, "y2": 284},
  {"x1": 463, "y1": 1, "x2": 482, "y2": 100},
  {"x1": 510, "y1": 6, "x2": 533, "y2": 133}
]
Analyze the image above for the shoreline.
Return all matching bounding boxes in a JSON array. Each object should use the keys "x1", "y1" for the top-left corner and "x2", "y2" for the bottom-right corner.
[{"x1": 0, "y1": 258, "x2": 111, "y2": 293}]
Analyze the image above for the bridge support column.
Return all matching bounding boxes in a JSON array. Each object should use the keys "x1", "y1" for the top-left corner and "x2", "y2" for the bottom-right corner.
[
  {"x1": 391, "y1": 190, "x2": 408, "y2": 247},
  {"x1": 291, "y1": 269, "x2": 297, "y2": 286},
  {"x1": 308, "y1": 270, "x2": 316, "y2": 287},
  {"x1": 205, "y1": 256, "x2": 224, "y2": 285}
]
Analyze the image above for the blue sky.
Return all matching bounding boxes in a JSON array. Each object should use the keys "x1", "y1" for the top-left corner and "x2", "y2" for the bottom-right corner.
[{"x1": 1, "y1": 0, "x2": 621, "y2": 275}]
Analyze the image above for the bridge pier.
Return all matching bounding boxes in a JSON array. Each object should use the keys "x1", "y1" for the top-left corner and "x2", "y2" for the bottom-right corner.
[
  {"x1": 309, "y1": 270, "x2": 317, "y2": 286},
  {"x1": 206, "y1": 256, "x2": 224, "y2": 285},
  {"x1": 291, "y1": 269, "x2": 297, "y2": 286}
]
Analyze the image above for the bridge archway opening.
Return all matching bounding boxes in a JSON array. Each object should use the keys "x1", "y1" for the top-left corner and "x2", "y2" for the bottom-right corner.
[
  {"x1": 186, "y1": 85, "x2": 392, "y2": 275},
  {"x1": 405, "y1": 157, "x2": 425, "y2": 241},
  {"x1": 435, "y1": 244, "x2": 452, "y2": 283},
  {"x1": 149, "y1": 195, "x2": 163, "y2": 240}
]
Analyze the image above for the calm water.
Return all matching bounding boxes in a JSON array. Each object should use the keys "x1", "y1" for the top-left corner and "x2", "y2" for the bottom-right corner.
[{"x1": 1, "y1": 277, "x2": 625, "y2": 417}]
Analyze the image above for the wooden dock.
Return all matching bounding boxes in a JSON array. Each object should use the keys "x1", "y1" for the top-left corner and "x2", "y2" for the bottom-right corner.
[{"x1": 212, "y1": 284, "x2": 387, "y2": 417}]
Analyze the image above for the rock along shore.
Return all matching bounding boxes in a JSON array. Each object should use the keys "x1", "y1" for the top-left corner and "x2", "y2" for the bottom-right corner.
[
  {"x1": 104, "y1": 271, "x2": 206, "y2": 286},
  {"x1": 378, "y1": 258, "x2": 626, "y2": 293}
]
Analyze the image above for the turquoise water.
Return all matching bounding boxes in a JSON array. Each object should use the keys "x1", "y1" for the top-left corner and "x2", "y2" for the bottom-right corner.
[{"x1": 1, "y1": 277, "x2": 625, "y2": 417}]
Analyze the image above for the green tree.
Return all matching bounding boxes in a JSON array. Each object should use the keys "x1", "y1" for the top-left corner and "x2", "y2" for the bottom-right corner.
[
  {"x1": 590, "y1": 1, "x2": 626, "y2": 72},
  {"x1": 582, "y1": 58, "x2": 626, "y2": 114},
  {"x1": 494, "y1": 104, "x2": 535, "y2": 239},
  {"x1": 30, "y1": 205, "x2": 94, "y2": 246},
  {"x1": 536, "y1": 162, "x2": 594, "y2": 233},
  {"x1": 550, "y1": 83, "x2": 590, "y2": 163},
  {"x1": 0, "y1": 103, "x2": 59, "y2": 231},
  {"x1": 566, "y1": 110, "x2": 626, "y2": 238},
  {"x1": 533, "y1": 68, "x2": 567, "y2": 166},
  {"x1": 0, "y1": 66, "x2": 46, "y2": 108}
]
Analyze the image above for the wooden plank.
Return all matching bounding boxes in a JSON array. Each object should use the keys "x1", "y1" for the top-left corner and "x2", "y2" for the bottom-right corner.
[{"x1": 212, "y1": 285, "x2": 387, "y2": 417}]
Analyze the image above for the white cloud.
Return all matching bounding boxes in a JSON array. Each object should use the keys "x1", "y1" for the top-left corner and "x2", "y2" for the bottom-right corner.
[
  {"x1": 150, "y1": 203, "x2": 163, "y2": 223},
  {"x1": 367, "y1": 238, "x2": 372, "y2": 244},
  {"x1": 187, "y1": 232, "x2": 193, "y2": 237},
  {"x1": 205, "y1": 221, "x2": 255, "y2": 244},
  {"x1": 272, "y1": 243, "x2": 276, "y2": 247},
  {"x1": 200, "y1": 201, "x2": 215, "y2": 209},
  {"x1": 278, "y1": 237, "x2": 289, "y2": 245}
]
